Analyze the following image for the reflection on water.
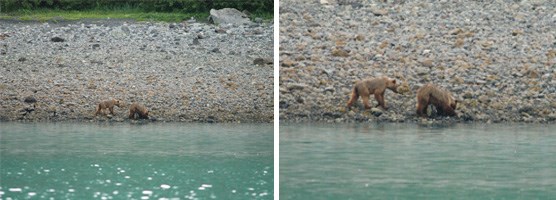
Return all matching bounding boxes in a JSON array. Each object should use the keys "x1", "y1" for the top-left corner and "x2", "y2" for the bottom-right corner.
[
  {"x1": 280, "y1": 123, "x2": 556, "y2": 199},
  {"x1": 0, "y1": 123, "x2": 273, "y2": 200}
]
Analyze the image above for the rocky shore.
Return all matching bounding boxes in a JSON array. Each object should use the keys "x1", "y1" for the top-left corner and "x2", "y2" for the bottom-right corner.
[
  {"x1": 0, "y1": 18, "x2": 273, "y2": 123},
  {"x1": 279, "y1": 0, "x2": 556, "y2": 123}
]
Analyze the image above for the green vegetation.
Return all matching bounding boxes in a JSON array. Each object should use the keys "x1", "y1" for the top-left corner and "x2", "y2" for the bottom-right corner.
[{"x1": 0, "y1": 0, "x2": 273, "y2": 22}]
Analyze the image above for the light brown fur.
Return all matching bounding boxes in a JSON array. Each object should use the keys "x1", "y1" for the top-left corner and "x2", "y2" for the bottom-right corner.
[
  {"x1": 129, "y1": 103, "x2": 149, "y2": 120},
  {"x1": 346, "y1": 77, "x2": 399, "y2": 110},
  {"x1": 416, "y1": 84, "x2": 458, "y2": 117},
  {"x1": 95, "y1": 99, "x2": 122, "y2": 116}
]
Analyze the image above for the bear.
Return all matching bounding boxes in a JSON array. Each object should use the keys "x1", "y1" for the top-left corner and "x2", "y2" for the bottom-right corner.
[
  {"x1": 95, "y1": 99, "x2": 122, "y2": 116},
  {"x1": 129, "y1": 103, "x2": 149, "y2": 120},
  {"x1": 416, "y1": 84, "x2": 458, "y2": 117},
  {"x1": 346, "y1": 76, "x2": 399, "y2": 110}
]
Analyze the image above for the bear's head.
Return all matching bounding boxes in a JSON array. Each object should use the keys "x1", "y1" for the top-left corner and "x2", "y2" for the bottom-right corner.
[{"x1": 386, "y1": 78, "x2": 398, "y2": 93}]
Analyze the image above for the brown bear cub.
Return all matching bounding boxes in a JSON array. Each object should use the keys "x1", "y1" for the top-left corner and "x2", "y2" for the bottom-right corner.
[
  {"x1": 95, "y1": 99, "x2": 122, "y2": 116},
  {"x1": 346, "y1": 77, "x2": 399, "y2": 110},
  {"x1": 416, "y1": 84, "x2": 458, "y2": 117},
  {"x1": 129, "y1": 103, "x2": 149, "y2": 120}
]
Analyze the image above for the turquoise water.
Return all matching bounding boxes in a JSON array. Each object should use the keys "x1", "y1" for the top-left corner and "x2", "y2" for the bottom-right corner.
[
  {"x1": 280, "y1": 123, "x2": 556, "y2": 199},
  {"x1": 0, "y1": 123, "x2": 273, "y2": 199}
]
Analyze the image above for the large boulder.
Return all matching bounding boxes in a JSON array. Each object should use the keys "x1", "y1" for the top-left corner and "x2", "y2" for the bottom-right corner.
[{"x1": 208, "y1": 8, "x2": 252, "y2": 25}]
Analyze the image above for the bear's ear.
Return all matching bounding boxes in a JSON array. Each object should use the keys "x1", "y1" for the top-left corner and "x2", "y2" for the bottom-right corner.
[{"x1": 391, "y1": 79, "x2": 396, "y2": 84}]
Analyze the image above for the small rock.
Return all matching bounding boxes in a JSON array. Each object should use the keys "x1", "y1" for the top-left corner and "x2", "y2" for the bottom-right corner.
[
  {"x1": 51, "y1": 37, "x2": 65, "y2": 42},
  {"x1": 479, "y1": 95, "x2": 490, "y2": 103},
  {"x1": 421, "y1": 59, "x2": 434, "y2": 67},
  {"x1": 463, "y1": 92, "x2": 473, "y2": 99},
  {"x1": 287, "y1": 83, "x2": 306, "y2": 91},
  {"x1": 169, "y1": 23, "x2": 176, "y2": 29},
  {"x1": 253, "y1": 58, "x2": 273, "y2": 65},
  {"x1": 92, "y1": 44, "x2": 100, "y2": 49},
  {"x1": 192, "y1": 38, "x2": 200, "y2": 45},
  {"x1": 519, "y1": 106, "x2": 534, "y2": 114},
  {"x1": 322, "y1": 68, "x2": 335, "y2": 76},
  {"x1": 121, "y1": 26, "x2": 130, "y2": 33},
  {"x1": 332, "y1": 48, "x2": 349, "y2": 57},
  {"x1": 254, "y1": 18, "x2": 263, "y2": 23},
  {"x1": 295, "y1": 96, "x2": 304, "y2": 104},
  {"x1": 323, "y1": 112, "x2": 342, "y2": 118},
  {"x1": 548, "y1": 113, "x2": 556, "y2": 121},
  {"x1": 355, "y1": 34, "x2": 365, "y2": 41},
  {"x1": 371, "y1": 9, "x2": 388, "y2": 16},
  {"x1": 18, "y1": 57, "x2": 26, "y2": 62},
  {"x1": 370, "y1": 108, "x2": 383, "y2": 117},
  {"x1": 461, "y1": 112, "x2": 475, "y2": 121},
  {"x1": 215, "y1": 28, "x2": 226, "y2": 33},
  {"x1": 211, "y1": 48, "x2": 220, "y2": 53},
  {"x1": 24, "y1": 96, "x2": 37, "y2": 103},
  {"x1": 281, "y1": 59, "x2": 295, "y2": 67},
  {"x1": 279, "y1": 101, "x2": 289, "y2": 109}
]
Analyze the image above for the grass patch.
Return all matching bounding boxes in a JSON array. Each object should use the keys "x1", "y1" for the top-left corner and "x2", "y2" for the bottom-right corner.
[{"x1": 0, "y1": 9, "x2": 212, "y2": 22}]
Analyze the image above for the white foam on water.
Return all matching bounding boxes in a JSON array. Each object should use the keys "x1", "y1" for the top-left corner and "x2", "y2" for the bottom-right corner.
[
  {"x1": 259, "y1": 192, "x2": 268, "y2": 196},
  {"x1": 113, "y1": 190, "x2": 119, "y2": 195},
  {"x1": 47, "y1": 189, "x2": 55, "y2": 192},
  {"x1": 198, "y1": 187, "x2": 205, "y2": 190},
  {"x1": 115, "y1": 183, "x2": 122, "y2": 186},
  {"x1": 247, "y1": 188, "x2": 254, "y2": 191},
  {"x1": 9, "y1": 188, "x2": 22, "y2": 192},
  {"x1": 93, "y1": 164, "x2": 99, "y2": 167},
  {"x1": 201, "y1": 184, "x2": 212, "y2": 188},
  {"x1": 141, "y1": 196, "x2": 149, "y2": 200},
  {"x1": 68, "y1": 189, "x2": 75, "y2": 192},
  {"x1": 231, "y1": 190, "x2": 236, "y2": 193},
  {"x1": 43, "y1": 169, "x2": 50, "y2": 173},
  {"x1": 106, "y1": 179, "x2": 111, "y2": 183},
  {"x1": 160, "y1": 184, "x2": 171, "y2": 189},
  {"x1": 28, "y1": 192, "x2": 36, "y2": 196},
  {"x1": 0, "y1": 190, "x2": 5, "y2": 195},
  {"x1": 147, "y1": 177, "x2": 153, "y2": 180},
  {"x1": 207, "y1": 170, "x2": 214, "y2": 173},
  {"x1": 142, "y1": 190, "x2": 153, "y2": 195},
  {"x1": 125, "y1": 176, "x2": 131, "y2": 179}
]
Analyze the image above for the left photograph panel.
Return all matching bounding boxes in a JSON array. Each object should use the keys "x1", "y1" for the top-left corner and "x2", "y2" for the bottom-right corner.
[{"x1": 0, "y1": 0, "x2": 274, "y2": 199}]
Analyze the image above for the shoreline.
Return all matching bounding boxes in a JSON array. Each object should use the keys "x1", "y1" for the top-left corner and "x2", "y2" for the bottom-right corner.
[
  {"x1": 0, "y1": 19, "x2": 273, "y2": 123},
  {"x1": 279, "y1": 0, "x2": 556, "y2": 124}
]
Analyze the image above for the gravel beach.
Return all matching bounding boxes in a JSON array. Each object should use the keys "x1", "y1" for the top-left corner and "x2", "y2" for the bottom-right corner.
[
  {"x1": 0, "y1": 19, "x2": 273, "y2": 123},
  {"x1": 279, "y1": 0, "x2": 556, "y2": 123}
]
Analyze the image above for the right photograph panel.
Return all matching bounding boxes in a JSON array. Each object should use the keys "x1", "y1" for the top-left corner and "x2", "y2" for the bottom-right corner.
[{"x1": 279, "y1": 0, "x2": 556, "y2": 199}]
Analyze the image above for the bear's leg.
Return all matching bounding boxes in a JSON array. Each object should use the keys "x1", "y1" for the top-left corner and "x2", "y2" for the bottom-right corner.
[
  {"x1": 416, "y1": 98, "x2": 429, "y2": 117},
  {"x1": 95, "y1": 105, "x2": 101, "y2": 116},
  {"x1": 374, "y1": 92, "x2": 387, "y2": 110},
  {"x1": 346, "y1": 88, "x2": 359, "y2": 108}
]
